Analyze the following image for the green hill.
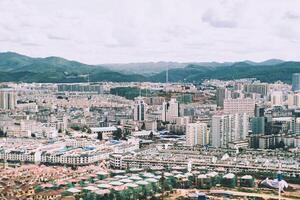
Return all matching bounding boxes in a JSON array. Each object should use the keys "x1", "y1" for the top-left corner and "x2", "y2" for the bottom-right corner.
[
  {"x1": 0, "y1": 52, "x2": 145, "y2": 82},
  {"x1": 150, "y1": 61, "x2": 300, "y2": 83},
  {"x1": 0, "y1": 52, "x2": 299, "y2": 83}
]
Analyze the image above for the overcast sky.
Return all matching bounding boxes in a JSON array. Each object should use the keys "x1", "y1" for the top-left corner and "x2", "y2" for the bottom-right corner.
[{"x1": 0, "y1": 0, "x2": 300, "y2": 64}]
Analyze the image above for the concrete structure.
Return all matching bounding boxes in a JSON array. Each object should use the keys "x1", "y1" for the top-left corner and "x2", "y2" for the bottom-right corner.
[
  {"x1": 216, "y1": 87, "x2": 227, "y2": 107},
  {"x1": 162, "y1": 98, "x2": 179, "y2": 122},
  {"x1": 90, "y1": 127, "x2": 117, "y2": 140},
  {"x1": 292, "y1": 73, "x2": 300, "y2": 91},
  {"x1": 294, "y1": 118, "x2": 300, "y2": 136},
  {"x1": 249, "y1": 133, "x2": 300, "y2": 149},
  {"x1": 57, "y1": 83, "x2": 103, "y2": 94},
  {"x1": 251, "y1": 117, "x2": 265, "y2": 134},
  {"x1": 244, "y1": 83, "x2": 268, "y2": 97},
  {"x1": 174, "y1": 116, "x2": 190, "y2": 125},
  {"x1": 287, "y1": 92, "x2": 300, "y2": 108},
  {"x1": 110, "y1": 145, "x2": 300, "y2": 177},
  {"x1": 212, "y1": 113, "x2": 249, "y2": 148},
  {"x1": 133, "y1": 97, "x2": 146, "y2": 122},
  {"x1": 0, "y1": 137, "x2": 138, "y2": 166},
  {"x1": 0, "y1": 88, "x2": 16, "y2": 110},
  {"x1": 224, "y1": 98, "x2": 255, "y2": 117},
  {"x1": 186, "y1": 122, "x2": 208, "y2": 146},
  {"x1": 270, "y1": 91, "x2": 283, "y2": 106}
]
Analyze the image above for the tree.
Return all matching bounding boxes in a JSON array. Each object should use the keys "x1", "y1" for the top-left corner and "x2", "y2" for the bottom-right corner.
[
  {"x1": 82, "y1": 125, "x2": 89, "y2": 132},
  {"x1": 97, "y1": 133, "x2": 103, "y2": 140},
  {"x1": 0, "y1": 130, "x2": 6, "y2": 137},
  {"x1": 124, "y1": 128, "x2": 131, "y2": 137},
  {"x1": 70, "y1": 125, "x2": 81, "y2": 131},
  {"x1": 121, "y1": 129, "x2": 130, "y2": 140},
  {"x1": 113, "y1": 128, "x2": 122, "y2": 140},
  {"x1": 34, "y1": 185, "x2": 43, "y2": 193},
  {"x1": 141, "y1": 122, "x2": 146, "y2": 130},
  {"x1": 238, "y1": 147, "x2": 244, "y2": 154},
  {"x1": 65, "y1": 131, "x2": 71, "y2": 136},
  {"x1": 149, "y1": 131, "x2": 154, "y2": 140},
  {"x1": 277, "y1": 141, "x2": 285, "y2": 149}
]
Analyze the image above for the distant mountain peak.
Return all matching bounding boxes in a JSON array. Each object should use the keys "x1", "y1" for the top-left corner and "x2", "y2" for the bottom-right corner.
[
  {"x1": 0, "y1": 51, "x2": 29, "y2": 58},
  {"x1": 259, "y1": 59, "x2": 284, "y2": 65}
]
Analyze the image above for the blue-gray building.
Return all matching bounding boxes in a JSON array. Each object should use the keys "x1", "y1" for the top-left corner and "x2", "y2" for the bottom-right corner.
[
  {"x1": 251, "y1": 117, "x2": 265, "y2": 134},
  {"x1": 292, "y1": 73, "x2": 300, "y2": 91}
]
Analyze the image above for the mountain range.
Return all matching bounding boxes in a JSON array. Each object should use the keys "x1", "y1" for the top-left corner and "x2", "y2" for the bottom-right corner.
[{"x1": 0, "y1": 52, "x2": 299, "y2": 83}]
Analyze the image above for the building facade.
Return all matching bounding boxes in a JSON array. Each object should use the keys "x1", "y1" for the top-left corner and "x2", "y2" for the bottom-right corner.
[
  {"x1": 292, "y1": 73, "x2": 300, "y2": 92},
  {"x1": 186, "y1": 122, "x2": 208, "y2": 146},
  {"x1": 224, "y1": 98, "x2": 255, "y2": 117},
  {"x1": 212, "y1": 113, "x2": 249, "y2": 148},
  {"x1": 133, "y1": 97, "x2": 146, "y2": 122},
  {"x1": 270, "y1": 91, "x2": 283, "y2": 106},
  {"x1": 216, "y1": 87, "x2": 227, "y2": 107},
  {"x1": 244, "y1": 83, "x2": 268, "y2": 97},
  {"x1": 162, "y1": 98, "x2": 180, "y2": 122},
  {"x1": 0, "y1": 88, "x2": 16, "y2": 110}
]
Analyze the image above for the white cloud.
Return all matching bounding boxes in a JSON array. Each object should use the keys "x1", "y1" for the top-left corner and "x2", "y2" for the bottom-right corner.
[{"x1": 0, "y1": 0, "x2": 299, "y2": 63}]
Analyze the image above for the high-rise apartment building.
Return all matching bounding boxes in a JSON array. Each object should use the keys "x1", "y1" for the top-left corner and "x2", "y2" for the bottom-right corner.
[
  {"x1": 251, "y1": 117, "x2": 265, "y2": 134},
  {"x1": 133, "y1": 97, "x2": 146, "y2": 122},
  {"x1": 254, "y1": 104, "x2": 265, "y2": 117},
  {"x1": 294, "y1": 118, "x2": 300, "y2": 136},
  {"x1": 57, "y1": 83, "x2": 103, "y2": 94},
  {"x1": 224, "y1": 98, "x2": 255, "y2": 117},
  {"x1": 216, "y1": 87, "x2": 227, "y2": 107},
  {"x1": 162, "y1": 98, "x2": 179, "y2": 122},
  {"x1": 270, "y1": 91, "x2": 283, "y2": 106},
  {"x1": 186, "y1": 122, "x2": 208, "y2": 146},
  {"x1": 287, "y1": 93, "x2": 300, "y2": 108},
  {"x1": 244, "y1": 83, "x2": 269, "y2": 97},
  {"x1": 211, "y1": 113, "x2": 249, "y2": 148},
  {"x1": 0, "y1": 88, "x2": 16, "y2": 110},
  {"x1": 292, "y1": 73, "x2": 300, "y2": 92}
]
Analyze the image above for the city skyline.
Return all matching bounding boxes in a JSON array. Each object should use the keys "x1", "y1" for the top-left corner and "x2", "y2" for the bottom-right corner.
[
  {"x1": 0, "y1": 0, "x2": 300, "y2": 64},
  {"x1": 1, "y1": 1, "x2": 300, "y2": 199}
]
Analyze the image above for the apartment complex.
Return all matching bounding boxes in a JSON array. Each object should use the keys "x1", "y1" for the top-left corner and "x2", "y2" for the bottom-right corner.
[
  {"x1": 224, "y1": 98, "x2": 255, "y2": 117},
  {"x1": 133, "y1": 97, "x2": 146, "y2": 122},
  {"x1": 186, "y1": 122, "x2": 209, "y2": 146},
  {"x1": 0, "y1": 88, "x2": 16, "y2": 110},
  {"x1": 162, "y1": 98, "x2": 180, "y2": 122},
  {"x1": 211, "y1": 113, "x2": 249, "y2": 148}
]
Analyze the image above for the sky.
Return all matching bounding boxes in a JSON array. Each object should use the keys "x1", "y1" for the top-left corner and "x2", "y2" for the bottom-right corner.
[{"x1": 0, "y1": 0, "x2": 300, "y2": 64}]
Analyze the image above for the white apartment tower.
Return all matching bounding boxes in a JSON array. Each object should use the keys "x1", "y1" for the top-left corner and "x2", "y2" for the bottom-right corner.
[
  {"x1": 0, "y1": 88, "x2": 16, "y2": 110},
  {"x1": 186, "y1": 122, "x2": 208, "y2": 146},
  {"x1": 211, "y1": 113, "x2": 249, "y2": 148},
  {"x1": 162, "y1": 98, "x2": 179, "y2": 122},
  {"x1": 294, "y1": 118, "x2": 300, "y2": 136},
  {"x1": 287, "y1": 93, "x2": 300, "y2": 108},
  {"x1": 270, "y1": 91, "x2": 283, "y2": 106}
]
